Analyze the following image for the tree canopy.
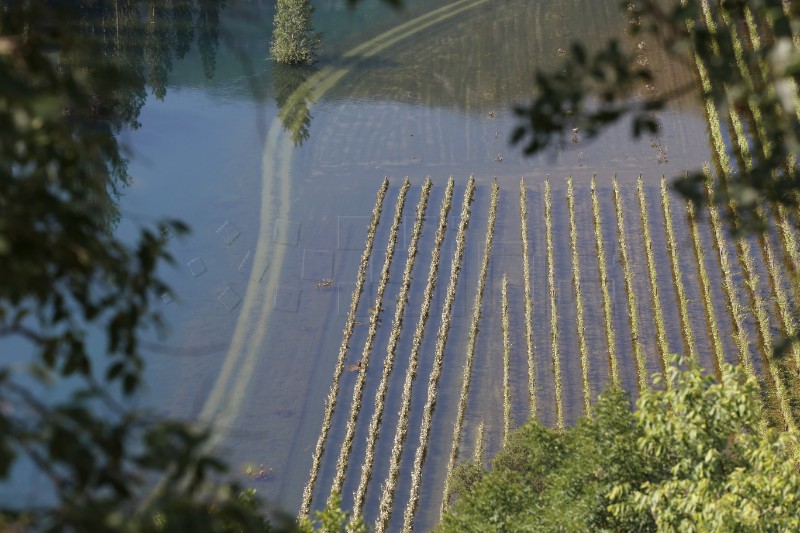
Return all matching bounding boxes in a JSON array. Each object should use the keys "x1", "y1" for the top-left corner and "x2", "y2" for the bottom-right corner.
[
  {"x1": 438, "y1": 358, "x2": 800, "y2": 532},
  {"x1": 269, "y1": 0, "x2": 320, "y2": 65}
]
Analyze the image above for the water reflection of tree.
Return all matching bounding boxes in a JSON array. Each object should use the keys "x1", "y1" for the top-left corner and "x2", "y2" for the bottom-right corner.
[
  {"x1": 273, "y1": 63, "x2": 316, "y2": 146},
  {"x1": 49, "y1": 0, "x2": 227, "y2": 223}
]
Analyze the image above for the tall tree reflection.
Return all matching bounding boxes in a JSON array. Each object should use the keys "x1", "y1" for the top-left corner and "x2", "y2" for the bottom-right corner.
[
  {"x1": 273, "y1": 63, "x2": 316, "y2": 146},
  {"x1": 51, "y1": 0, "x2": 227, "y2": 223}
]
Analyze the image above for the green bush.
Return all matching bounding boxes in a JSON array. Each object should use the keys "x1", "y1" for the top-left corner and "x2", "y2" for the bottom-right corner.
[
  {"x1": 269, "y1": 0, "x2": 320, "y2": 65},
  {"x1": 437, "y1": 357, "x2": 800, "y2": 532}
]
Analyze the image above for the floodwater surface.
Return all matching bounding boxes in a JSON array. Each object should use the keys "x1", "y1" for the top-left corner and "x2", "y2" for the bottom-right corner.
[{"x1": 102, "y1": 0, "x2": 726, "y2": 530}]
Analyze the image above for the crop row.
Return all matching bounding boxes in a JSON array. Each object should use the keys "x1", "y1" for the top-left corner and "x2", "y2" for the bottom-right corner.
[
  {"x1": 519, "y1": 178, "x2": 537, "y2": 416},
  {"x1": 440, "y1": 180, "x2": 498, "y2": 516},
  {"x1": 590, "y1": 177, "x2": 619, "y2": 386},
  {"x1": 689, "y1": 2, "x2": 800, "y2": 432},
  {"x1": 684, "y1": 198, "x2": 725, "y2": 379},
  {"x1": 374, "y1": 178, "x2": 455, "y2": 533},
  {"x1": 501, "y1": 274, "x2": 512, "y2": 440},
  {"x1": 348, "y1": 179, "x2": 432, "y2": 525},
  {"x1": 401, "y1": 177, "x2": 476, "y2": 533},
  {"x1": 756, "y1": 210, "x2": 800, "y2": 374},
  {"x1": 706, "y1": 2, "x2": 800, "y2": 416},
  {"x1": 659, "y1": 178, "x2": 697, "y2": 362},
  {"x1": 544, "y1": 179, "x2": 564, "y2": 429},
  {"x1": 299, "y1": 177, "x2": 389, "y2": 519},
  {"x1": 473, "y1": 418, "x2": 485, "y2": 463},
  {"x1": 612, "y1": 178, "x2": 647, "y2": 392},
  {"x1": 566, "y1": 177, "x2": 591, "y2": 415},
  {"x1": 636, "y1": 177, "x2": 671, "y2": 385},
  {"x1": 706, "y1": 175, "x2": 796, "y2": 432},
  {"x1": 702, "y1": 169, "x2": 754, "y2": 377},
  {"x1": 329, "y1": 180, "x2": 410, "y2": 500}
]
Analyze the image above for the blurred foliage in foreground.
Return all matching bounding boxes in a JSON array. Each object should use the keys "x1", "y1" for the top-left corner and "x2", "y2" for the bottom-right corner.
[{"x1": 0, "y1": 1, "x2": 290, "y2": 530}]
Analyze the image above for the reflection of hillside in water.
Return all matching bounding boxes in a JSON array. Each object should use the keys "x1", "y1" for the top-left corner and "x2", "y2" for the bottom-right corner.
[
  {"x1": 323, "y1": 0, "x2": 700, "y2": 112},
  {"x1": 294, "y1": 0, "x2": 709, "y2": 180}
]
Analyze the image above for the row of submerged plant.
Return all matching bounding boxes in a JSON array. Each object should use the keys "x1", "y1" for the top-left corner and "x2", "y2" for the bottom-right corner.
[
  {"x1": 660, "y1": 179, "x2": 698, "y2": 362},
  {"x1": 440, "y1": 180, "x2": 498, "y2": 516},
  {"x1": 566, "y1": 177, "x2": 591, "y2": 415},
  {"x1": 544, "y1": 179, "x2": 564, "y2": 429},
  {"x1": 684, "y1": 198, "x2": 725, "y2": 380},
  {"x1": 299, "y1": 177, "x2": 388, "y2": 519},
  {"x1": 636, "y1": 177, "x2": 671, "y2": 386},
  {"x1": 328, "y1": 179, "x2": 410, "y2": 500},
  {"x1": 519, "y1": 178, "x2": 537, "y2": 416},
  {"x1": 401, "y1": 177, "x2": 476, "y2": 533},
  {"x1": 349, "y1": 178, "x2": 432, "y2": 526},
  {"x1": 612, "y1": 178, "x2": 647, "y2": 392},
  {"x1": 374, "y1": 178, "x2": 455, "y2": 533},
  {"x1": 501, "y1": 274, "x2": 513, "y2": 440},
  {"x1": 590, "y1": 176, "x2": 619, "y2": 386}
]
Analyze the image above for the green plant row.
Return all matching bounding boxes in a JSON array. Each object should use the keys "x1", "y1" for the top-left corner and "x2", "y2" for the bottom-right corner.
[
  {"x1": 401, "y1": 177, "x2": 476, "y2": 533},
  {"x1": 440, "y1": 180, "x2": 498, "y2": 517},
  {"x1": 712, "y1": 4, "x2": 800, "y2": 340},
  {"x1": 501, "y1": 274, "x2": 513, "y2": 441},
  {"x1": 775, "y1": 205, "x2": 800, "y2": 276},
  {"x1": 659, "y1": 178, "x2": 697, "y2": 362},
  {"x1": 735, "y1": 1, "x2": 795, "y2": 146},
  {"x1": 590, "y1": 176, "x2": 619, "y2": 386},
  {"x1": 702, "y1": 170, "x2": 754, "y2": 377},
  {"x1": 684, "y1": 199, "x2": 725, "y2": 380},
  {"x1": 544, "y1": 179, "x2": 564, "y2": 429},
  {"x1": 636, "y1": 177, "x2": 671, "y2": 386},
  {"x1": 756, "y1": 207, "x2": 800, "y2": 374},
  {"x1": 715, "y1": 3, "x2": 800, "y2": 314},
  {"x1": 612, "y1": 178, "x2": 647, "y2": 392},
  {"x1": 566, "y1": 177, "x2": 591, "y2": 415},
  {"x1": 329, "y1": 180, "x2": 410, "y2": 500},
  {"x1": 473, "y1": 418, "x2": 485, "y2": 464},
  {"x1": 730, "y1": 205, "x2": 797, "y2": 434},
  {"x1": 374, "y1": 178, "x2": 455, "y2": 533},
  {"x1": 519, "y1": 178, "x2": 537, "y2": 416},
  {"x1": 715, "y1": 3, "x2": 800, "y2": 380},
  {"x1": 708, "y1": 178, "x2": 796, "y2": 432},
  {"x1": 349, "y1": 179, "x2": 432, "y2": 526},
  {"x1": 299, "y1": 177, "x2": 389, "y2": 519},
  {"x1": 714, "y1": 4, "x2": 800, "y2": 418},
  {"x1": 774, "y1": 204, "x2": 800, "y2": 318}
]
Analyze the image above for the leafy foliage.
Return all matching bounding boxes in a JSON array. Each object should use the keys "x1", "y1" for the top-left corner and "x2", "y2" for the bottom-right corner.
[
  {"x1": 298, "y1": 493, "x2": 366, "y2": 533},
  {"x1": 437, "y1": 357, "x2": 800, "y2": 532},
  {"x1": 0, "y1": 2, "x2": 281, "y2": 531},
  {"x1": 269, "y1": 0, "x2": 321, "y2": 65}
]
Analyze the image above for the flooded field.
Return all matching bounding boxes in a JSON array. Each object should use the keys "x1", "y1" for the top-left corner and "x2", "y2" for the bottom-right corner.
[{"x1": 111, "y1": 0, "x2": 800, "y2": 531}]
